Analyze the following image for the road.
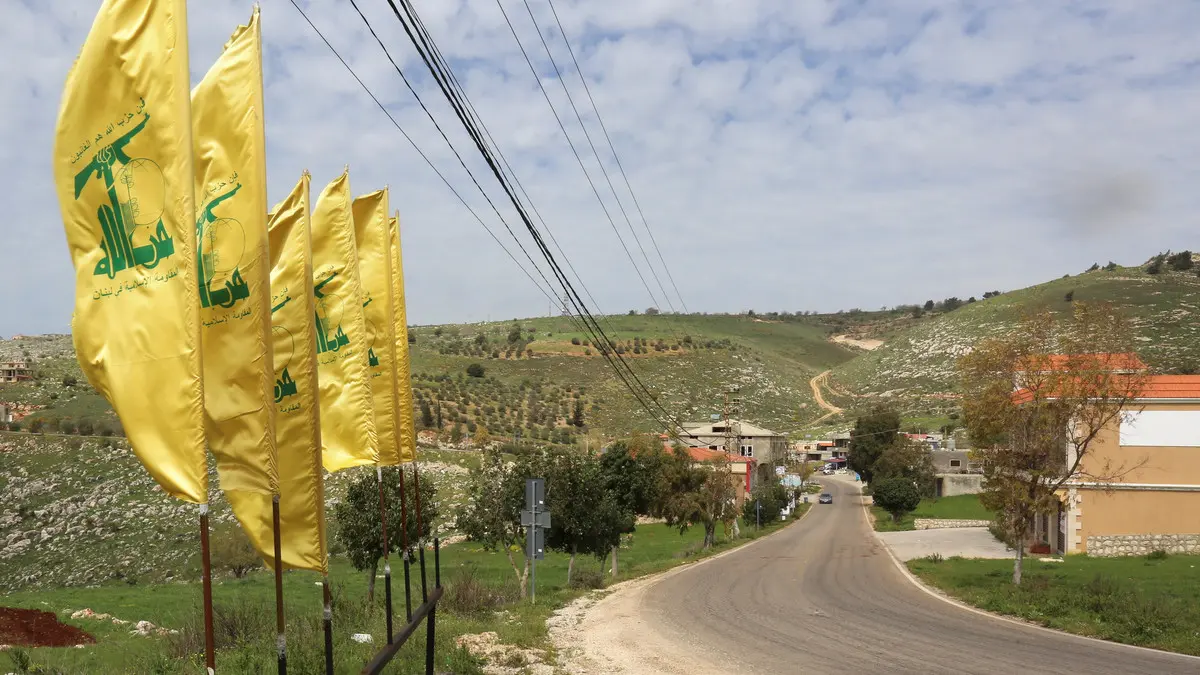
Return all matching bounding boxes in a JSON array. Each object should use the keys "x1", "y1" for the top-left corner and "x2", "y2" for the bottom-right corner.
[
  {"x1": 808, "y1": 370, "x2": 843, "y2": 424},
  {"x1": 564, "y1": 478, "x2": 1200, "y2": 674}
]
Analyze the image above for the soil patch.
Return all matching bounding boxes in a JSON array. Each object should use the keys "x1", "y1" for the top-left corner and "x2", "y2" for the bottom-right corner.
[{"x1": 0, "y1": 606, "x2": 95, "y2": 647}]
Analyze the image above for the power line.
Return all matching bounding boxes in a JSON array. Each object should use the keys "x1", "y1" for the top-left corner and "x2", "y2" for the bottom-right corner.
[
  {"x1": 542, "y1": 0, "x2": 689, "y2": 314},
  {"x1": 381, "y1": 0, "x2": 693, "y2": 435},
  {"x1": 490, "y1": 0, "x2": 666, "y2": 312},
  {"x1": 285, "y1": 0, "x2": 561, "y2": 309},
  {"x1": 516, "y1": 0, "x2": 678, "y2": 315}
]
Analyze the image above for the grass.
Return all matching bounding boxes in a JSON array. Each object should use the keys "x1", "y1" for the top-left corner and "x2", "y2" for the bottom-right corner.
[
  {"x1": 871, "y1": 494, "x2": 993, "y2": 532},
  {"x1": 908, "y1": 553, "x2": 1200, "y2": 656},
  {"x1": 1, "y1": 518, "x2": 801, "y2": 674}
]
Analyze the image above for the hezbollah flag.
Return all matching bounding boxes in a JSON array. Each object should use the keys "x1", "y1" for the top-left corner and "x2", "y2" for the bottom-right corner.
[
  {"x1": 192, "y1": 8, "x2": 277, "y2": 560},
  {"x1": 352, "y1": 190, "x2": 402, "y2": 465},
  {"x1": 312, "y1": 171, "x2": 378, "y2": 472},
  {"x1": 268, "y1": 174, "x2": 327, "y2": 573},
  {"x1": 388, "y1": 213, "x2": 418, "y2": 463},
  {"x1": 53, "y1": 0, "x2": 206, "y2": 503}
]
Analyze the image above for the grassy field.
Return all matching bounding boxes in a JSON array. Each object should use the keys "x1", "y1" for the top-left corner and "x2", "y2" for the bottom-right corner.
[
  {"x1": 1, "y1": 515, "x2": 802, "y2": 674},
  {"x1": 871, "y1": 494, "x2": 993, "y2": 532},
  {"x1": 908, "y1": 553, "x2": 1200, "y2": 656}
]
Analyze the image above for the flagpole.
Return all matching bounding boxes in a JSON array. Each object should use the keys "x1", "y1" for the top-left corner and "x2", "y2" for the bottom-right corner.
[
  {"x1": 376, "y1": 466, "x2": 394, "y2": 643},
  {"x1": 200, "y1": 503, "x2": 216, "y2": 673},
  {"x1": 398, "y1": 465, "x2": 413, "y2": 622},
  {"x1": 322, "y1": 575, "x2": 334, "y2": 675},
  {"x1": 272, "y1": 496, "x2": 287, "y2": 675}
]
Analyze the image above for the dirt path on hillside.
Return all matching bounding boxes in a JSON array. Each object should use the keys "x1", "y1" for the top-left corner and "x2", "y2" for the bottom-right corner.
[{"x1": 809, "y1": 370, "x2": 843, "y2": 423}]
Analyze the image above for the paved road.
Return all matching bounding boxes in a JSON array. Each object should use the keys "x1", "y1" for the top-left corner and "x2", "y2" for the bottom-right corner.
[{"x1": 633, "y1": 478, "x2": 1200, "y2": 674}]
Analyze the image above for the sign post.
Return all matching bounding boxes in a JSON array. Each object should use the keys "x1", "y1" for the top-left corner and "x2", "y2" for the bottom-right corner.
[{"x1": 520, "y1": 478, "x2": 550, "y2": 604}]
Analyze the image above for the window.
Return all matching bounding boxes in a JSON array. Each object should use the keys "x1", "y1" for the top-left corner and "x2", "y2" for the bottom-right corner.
[
  {"x1": 709, "y1": 445, "x2": 718, "y2": 451},
  {"x1": 741, "y1": 445, "x2": 753, "y2": 457},
  {"x1": 950, "y1": 459, "x2": 961, "y2": 468}
]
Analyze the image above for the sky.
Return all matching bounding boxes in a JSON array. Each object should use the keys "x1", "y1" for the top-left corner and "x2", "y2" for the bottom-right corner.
[{"x1": 4, "y1": 0, "x2": 1200, "y2": 337}]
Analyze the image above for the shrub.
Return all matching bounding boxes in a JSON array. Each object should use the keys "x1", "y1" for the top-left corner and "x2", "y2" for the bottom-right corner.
[
  {"x1": 211, "y1": 526, "x2": 261, "y2": 579},
  {"x1": 1087, "y1": 262, "x2": 1099, "y2": 272},
  {"x1": 871, "y1": 477, "x2": 920, "y2": 523},
  {"x1": 922, "y1": 553, "x2": 944, "y2": 564},
  {"x1": 1104, "y1": 261, "x2": 1117, "y2": 271},
  {"x1": 569, "y1": 568, "x2": 605, "y2": 589},
  {"x1": 76, "y1": 419, "x2": 95, "y2": 436},
  {"x1": 570, "y1": 337, "x2": 581, "y2": 345},
  {"x1": 1147, "y1": 549, "x2": 1168, "y2": 561},
  {"x1": 1064, "y1": 290, "x2": 1075, "y2": 303},
  {"x1": 1169, "y1": 251, "x2": 1193, "y2": 271},
  {"x1": 57, "y1": 418, "x2": 75, "y2": 435},
  {"x1": 466, "y1": 363, "x2": 485, "y2": 378},
  {"x1": 443, "y1": 566, "x2": 516, "y2": 615},
  {"x1": 7, "y1": 421, "x2": 19, "y2": 432},
  {"x1": 62, "y1": 374, "x2": 77, "y2": 387}
]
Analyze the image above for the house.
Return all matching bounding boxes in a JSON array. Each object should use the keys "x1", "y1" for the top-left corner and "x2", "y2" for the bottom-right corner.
[
  {"x1": 0, "y1": 361, "x2": 31, "y2": 383},
  {"x1": 931, "y1": 450, "x2": 983, "y2": 497},
  {"x1": 678, "y1": 445, "x2": 756, "y2": 508},
  {"x1": 679, "y1": 419, "x2": 789, "y2": 485},
  {"x1": 1029, "y1": 373, "x2": 1200, "y2": 556}
]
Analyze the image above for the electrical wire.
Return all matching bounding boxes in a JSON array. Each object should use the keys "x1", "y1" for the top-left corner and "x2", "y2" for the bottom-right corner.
[{"x1": 285, "y1": 0, "x2": 561, "y2": 309}]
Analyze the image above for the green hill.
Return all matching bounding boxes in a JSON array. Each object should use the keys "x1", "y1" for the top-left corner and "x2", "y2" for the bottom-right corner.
[{"x1": 826, "y1": 262, "x2": 1200, "y2": 421}]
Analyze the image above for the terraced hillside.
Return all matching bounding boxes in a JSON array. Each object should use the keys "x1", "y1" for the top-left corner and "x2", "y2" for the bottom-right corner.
[{"x1": 826, "y1": 263, "x2": 1200, "y2": 419}]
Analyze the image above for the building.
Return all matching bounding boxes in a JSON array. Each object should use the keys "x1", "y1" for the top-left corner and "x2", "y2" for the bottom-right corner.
[
  {"x1": 1030, "y1": 374, "x2": 1200, "y2": 556},
  {"x1": 679, "y1": 419, "x2": 789, "y2": 485},
  {"x1": 679, "y1": 445, "x2": 756, "y2": 508},
  {"x1": 931, "y1": 450, "x2": 982, "y2": 497},
  {"x1": 0, "y1": 361, "x2": 31, "y2": 383}
]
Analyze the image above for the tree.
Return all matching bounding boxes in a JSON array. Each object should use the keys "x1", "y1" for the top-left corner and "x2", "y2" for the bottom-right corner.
[
  {"x1": 466, "y1": 363, "x2": 485, "y2": 378},
  {"x1": 211, "y1": 524, "x2": 262, "y2": 579},
  {"x1": 872, "y1": 477, "x2": 920, "y2": 523},
  {"x1": 544, "y1": 449, "x2": 630, "y2": 584},
  {"x1": 76, "y1": 418, "x2": 95, "y2": 437},
  {"x1": 451, "y1": 422, "x2": 463, "y2": 444},
  {"x1": 942, "y1": 297, "x2": 963, "y2": 312},
  {"x1": 334, "y1": 467, "x2": 437, "y2": 600},
  {"x1": 1146, "y1": 256, "x2": 1164, "y2": 274},
  {"x1": 599, "y1": 436, "x2": 669, "y2": 574},
  {"x1": 958, "y1": 303, "x2": 1146, "y2": 585},
  {"x1": 1104, "y1": 261, "x2": 1117, "y2": 271},
  {"x1": 419, "y1": 400, "x2": 434, "y2": 429},
  {"x1": 655, "y1": 450, "x2": 736, "y2": 549},
  {"x1": 1169, "y1": 250, "x2": 1194, "y2": 271},
  {"x1": 923, "y1": 300, "x2": 935, "y2": 311},
  {"x1": 1087, "y1": 262, "x2": 1099, "y2": 272},
  {"x1": 645, "y1": 307, "x2": 660, "y2": 316},
  {"x1": 871, "y1": 437, "x2": 936, "y2": 498},
  {"x1": 571, "y1": 400, "x2": 585, "y2": 428},
  {"x1": 1064, "y1": 290, "x2": 1075, "y2": 303},
  {"x1": 847, "y1": 407, "x2": 901, "y2": 484},
  {"x1": 507, "y1": 323, "x2": 523, "y2": 343},
  {"x1": 911, "y1": 306, "x2": 924, "y2": 318},
  {"x1": 459, "y1": 449, "x2": 545, "y2": 598},
  {"x1": 742, "y1": 481, "x2": 787, "y2": 527}
]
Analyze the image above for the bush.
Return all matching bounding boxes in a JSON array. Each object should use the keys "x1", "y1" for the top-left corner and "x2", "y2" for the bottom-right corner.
[
  {"x1": 443, "y1": 566, "x2": 517, "y2": 615},
  {"x1": 743, "y1": 481, "x2": 788, "y2": 526},
  {"x1": 1147, "y1": 549, "x2": 1168, "y2": 561},
  {"x1": 569, "y1": 568, "x2": 605, "y2": 589},
  {"x1": 1064, "y1": 290, "x2": 1075, "y2": 303},
  {"x1": 466, "y1": 363, "x2": 485, "y2": 378},
  {"x1": 570, "y1": 337, "x2": 581, "y2": 345},
  {"x1": 57, "y1": 418, "x2": 75, "y2": 435},
  {"x1": 62, "y1": 374, "x2": 77, "y2": 387},
  {"x1": 211, "y1": 526, "x2": 262, "y2": 579},
  {"x1": 871, "y1": 477, "x2": 920, "y2": 522},
  {"x1": 1104, "y1": 261, "x2": 1117, "y2": 271},
  {"x1": 76, "y1": 419, "x2": 95, "y2": 436},
  {"x1": 1169, "y1": 251, "x2": 1193, "y2": 271}
]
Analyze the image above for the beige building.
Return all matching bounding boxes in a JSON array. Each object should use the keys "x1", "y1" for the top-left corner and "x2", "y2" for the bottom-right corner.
[
  {"x1": 680, "y1": 419, "x2": 788, "y2": 486},
  {"x1": 0, "y1": 361, "x2": 31, "y2": 383},
  {"x1": 1034, "y1": 375, "x2": 1200, "y2": 555}
]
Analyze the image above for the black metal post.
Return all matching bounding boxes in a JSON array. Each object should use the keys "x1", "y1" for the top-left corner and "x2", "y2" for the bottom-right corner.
[
  {"x1": 322, "y1": 576, "x2": 334, "y2": 675},
  {"x1": 403, "y1": 552, "x2": 413, "y2": 622}
]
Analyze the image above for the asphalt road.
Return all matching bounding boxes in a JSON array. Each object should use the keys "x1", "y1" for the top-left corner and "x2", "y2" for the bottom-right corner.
[{"x1": 635, "y1": 478, "x2": 1200, "y2": 674}]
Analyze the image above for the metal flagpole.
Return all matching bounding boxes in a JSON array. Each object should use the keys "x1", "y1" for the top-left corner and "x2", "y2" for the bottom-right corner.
[
  {"x1": 322, "y1": 575, "x2": 334, "y2": 675},
  {"x1": 376, "y1": 466, "x2": 394, "y2": 643},
  {"x1": 199, "y1": 503, "x2": 216, "y2": 673},
  {"x1": 272, "y1": 496, "x2": 287, "y2": 674},
  {"x1": 398, "y1": 465, "x2": 413, "y2": 622}
]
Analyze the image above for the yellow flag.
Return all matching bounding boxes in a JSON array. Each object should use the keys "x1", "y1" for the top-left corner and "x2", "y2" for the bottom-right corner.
[
  {"x1": 352, "y1": 190, "x2": 402, "y2": 465},
  {"x1": 53, "y1": 0, "x2": 205, "y2": 503},
  {"x1": 268, "y1": 174, "x2": 327, "y2": 573},
  {"x1": 312, "y1": 171, "x2": 378, "y2": 472},
  {"x1": 192, "y1": 8, "x2": 277, "y2": 559},
  {"x1": 389, "y1": 213, "x2": 418, "y2": 462}
]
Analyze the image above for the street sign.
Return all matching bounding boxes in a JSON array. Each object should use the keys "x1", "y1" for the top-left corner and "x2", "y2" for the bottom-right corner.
[
  {"x1": 527, "y1": 526, "x2": 545, "y2": 560},
  {"x1": 774, "y1": 465, "x2": 786, "y2": 476},
  {"x1": 524, "y1": 478, "x2": 549, "y2": 598},
  {"x1": 536, "y1": 510, "x2": 551, "y2": 529},
  {"x1": 526, "y1": 478, "x2": 544, "y2": 510}
]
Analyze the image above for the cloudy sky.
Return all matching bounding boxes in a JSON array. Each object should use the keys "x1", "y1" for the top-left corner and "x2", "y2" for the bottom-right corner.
[{"x1": 5, "y1": 0, "x2": 1200, "y2": 337}]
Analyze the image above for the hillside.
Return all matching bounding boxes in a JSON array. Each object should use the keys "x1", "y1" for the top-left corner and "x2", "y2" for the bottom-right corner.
[
  {"x1": 0, "y1": 314, "x2": 856, "y2": 443},
  {"x1": 826, "y1": 262, "x2": 1200, "y2": 420}
]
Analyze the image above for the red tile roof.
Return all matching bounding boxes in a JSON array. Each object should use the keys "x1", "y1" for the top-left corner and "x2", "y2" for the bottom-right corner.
[
  {"x1": 1013, "y1": 374, "x2": 1200, "y2": 403},
  {"x1": 664, "y1": 442, "x2": 755, "y2": 464},
  {"x1": 1016, "y1": 352, "x2": 1146, "y2": 373}
]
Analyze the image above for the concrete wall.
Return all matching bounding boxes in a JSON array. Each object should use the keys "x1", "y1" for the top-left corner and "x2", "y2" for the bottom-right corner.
[
  {"x1": 1083, "y1": 402, "x2": 1200, "y2": 485},
  {"x1": 914, "y1": 518, "x2": 991, "y2": 530},
  {"x1": 1076, "y1": 489, "x2": 1200, "y2": 553},
  {"x1": 1087, "y1": 534, "x2": 1200, "y2": 557},
  {"x1": 936, "y1": 473, "x2": 983, "y2": 497}
]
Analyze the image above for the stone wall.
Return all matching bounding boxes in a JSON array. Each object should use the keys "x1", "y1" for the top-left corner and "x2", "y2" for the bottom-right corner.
[
  {"x1": 914, "y1": 518, "x2": 992, "y2": 530},
  {"x1": 1086, "y1": 534, "x2": 1200, "y2": 557}
]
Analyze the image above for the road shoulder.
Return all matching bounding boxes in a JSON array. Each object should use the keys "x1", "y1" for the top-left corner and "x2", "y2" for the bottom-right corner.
[{"x1": 549, "y1": 505, "x2": 814, "y2": 674}]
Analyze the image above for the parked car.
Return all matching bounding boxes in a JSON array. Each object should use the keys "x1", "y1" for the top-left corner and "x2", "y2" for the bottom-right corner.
[{"x1": 818, "y1": 493, "x2": 833, "y2": 504}]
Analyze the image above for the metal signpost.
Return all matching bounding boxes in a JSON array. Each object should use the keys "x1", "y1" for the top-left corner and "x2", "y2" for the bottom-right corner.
[{"x1": 521, "y1": 478, "x2": 551, "y2": 603}]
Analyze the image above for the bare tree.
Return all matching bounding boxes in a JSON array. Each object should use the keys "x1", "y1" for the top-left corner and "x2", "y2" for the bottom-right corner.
[{"x1": 958, "y1": 303, "x2": 1146, "y2": 584}]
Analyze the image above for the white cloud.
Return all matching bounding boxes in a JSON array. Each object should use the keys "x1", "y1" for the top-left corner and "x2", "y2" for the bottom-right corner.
[{"x1": 3, "y1": 0, "x2": 1200, "y2": 335}]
